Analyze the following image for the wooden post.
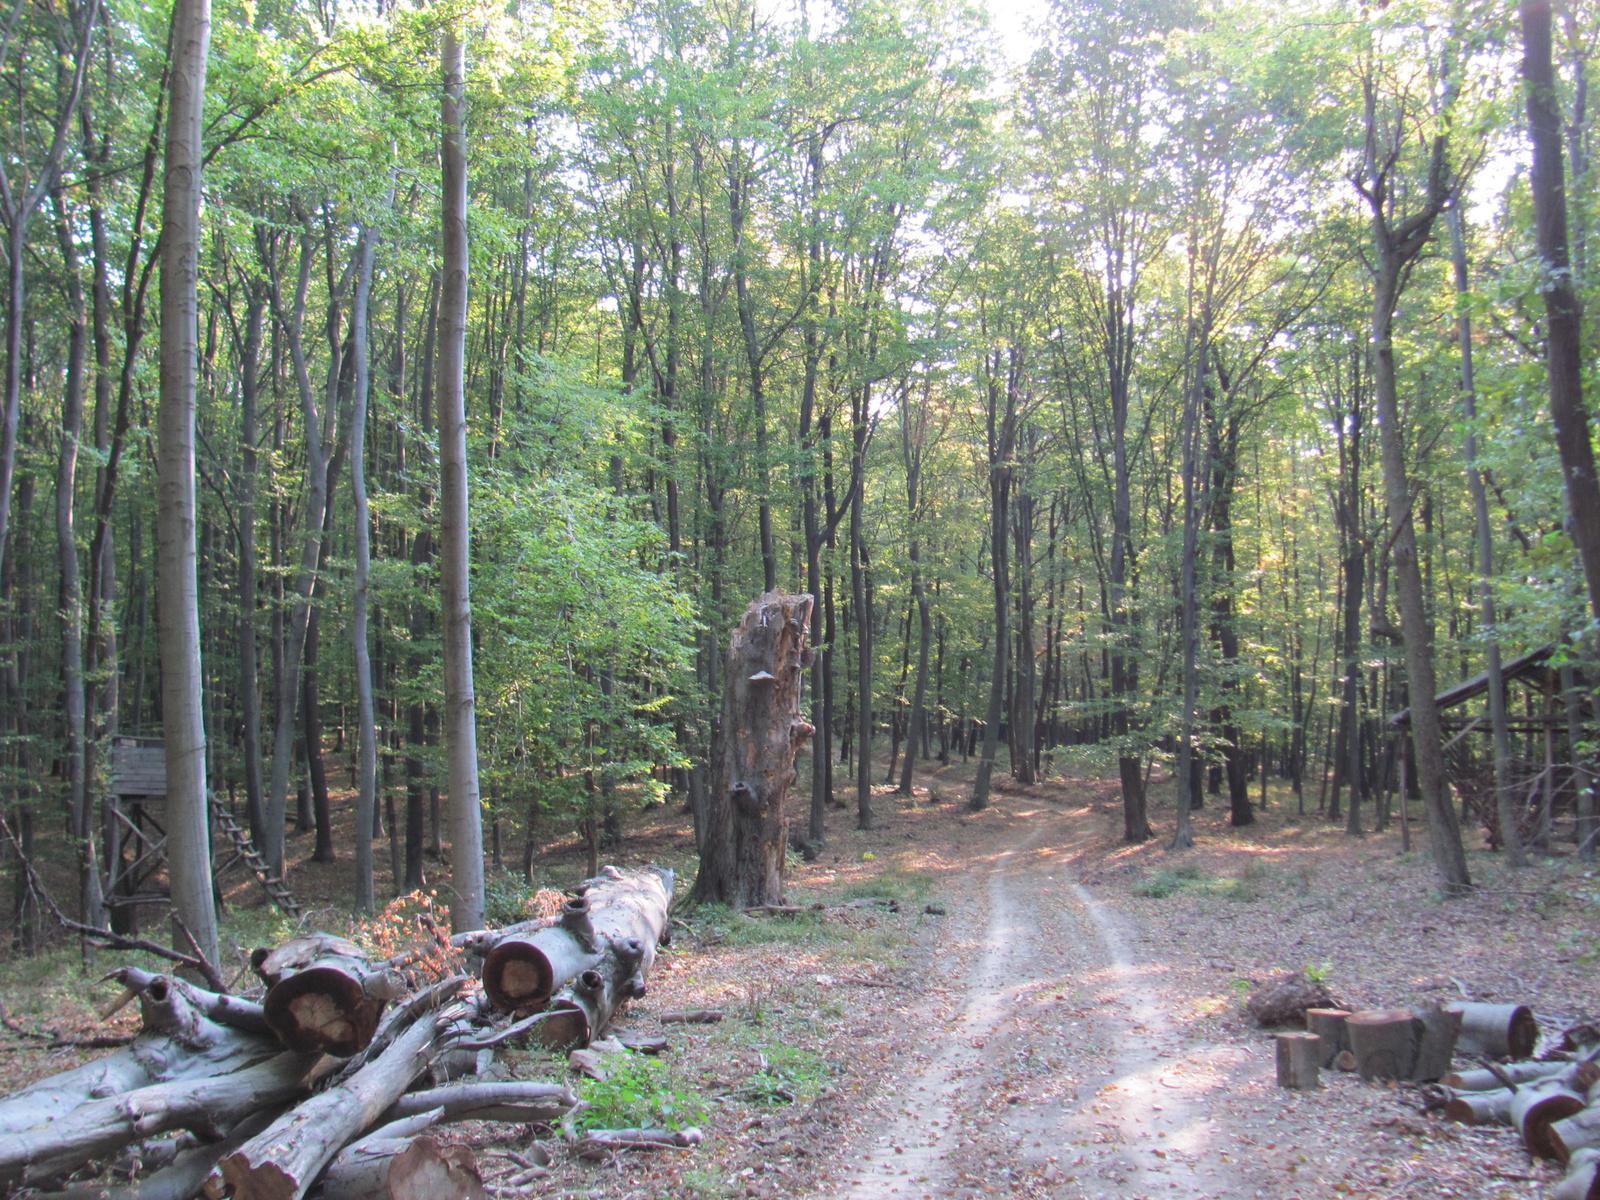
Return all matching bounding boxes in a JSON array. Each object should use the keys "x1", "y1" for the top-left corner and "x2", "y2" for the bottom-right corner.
[{"x1": 1275, "y1": 1031, "x2": 1320, "y2": 1090}]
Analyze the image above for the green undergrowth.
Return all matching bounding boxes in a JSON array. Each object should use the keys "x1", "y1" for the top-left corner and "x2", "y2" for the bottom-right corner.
[
  {"x1": 838, "y1": 866, "x2": 938, "y2": 906},
  {"x1": 1134, "y1": 858, "x2": 1270, "y2": 902},
  {"x1": 708, "y1": 1017, "x2": 836, "y2": 1105},
  {"x1": 575, "y1": 1053, "x2": 707, "y2": 1132}
]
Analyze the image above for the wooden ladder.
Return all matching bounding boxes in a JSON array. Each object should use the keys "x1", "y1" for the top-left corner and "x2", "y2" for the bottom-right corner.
[{"x1": 211, "y1": 803, "x2": 303, "y2": 919}]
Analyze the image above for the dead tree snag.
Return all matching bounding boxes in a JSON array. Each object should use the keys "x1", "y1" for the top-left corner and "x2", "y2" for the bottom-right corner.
[{"x1": 693, "y1": 591, "x2": 814, "y2": 908}]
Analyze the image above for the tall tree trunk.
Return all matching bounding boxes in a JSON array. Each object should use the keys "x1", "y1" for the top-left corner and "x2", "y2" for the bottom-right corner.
[
  {"x1": 236, "y1": 284, "x2": 266, "y2": 847},
  {"x1": 1449, "y1": 206, "x2": 1523, "y2": 866},
  {"x1": 157, "y1": 0, "x2": 219, "y2": 967},
  {"x1": 1523, "y1": 0, "x2": 1600, "y2": 622},
  {"x1": 51, "y1": 189, "x2": 103, "y2": 942},
  {"x1": 1360, "y1": 119, "x2": 1471, "y2": 894},
  {"x1": 351, "y1": 220, "x2": 379, "y2": 911},
  {"x1": 971, "y1": 356, "x2": 1015, "y2": 812},
  {"x1": 1011, "y1": 485, "x2": 1037, "y2": 785},
  {"x1": 438, "y1": 24, "x2": 485, "y2": 933},
  {"x1": 850, "y1": 391, "x2": 873, "y2": 830}
]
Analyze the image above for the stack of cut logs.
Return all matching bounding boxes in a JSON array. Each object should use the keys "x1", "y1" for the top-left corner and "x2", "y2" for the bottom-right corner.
[
  {"x1": 0, "y1": 865, "x2": 684, "y2": 1200},
  {"x1": 1278, "y1": 1000, "x2": 1600, "y2": 1198}
]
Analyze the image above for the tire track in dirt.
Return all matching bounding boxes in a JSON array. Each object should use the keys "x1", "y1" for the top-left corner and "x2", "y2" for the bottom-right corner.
[{"x1": 821, "y1": 802, "x2": 1251, "y2": 1199}]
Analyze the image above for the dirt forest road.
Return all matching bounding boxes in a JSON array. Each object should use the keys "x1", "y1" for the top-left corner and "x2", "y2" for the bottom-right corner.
[{"x1": 817, "y1": 801, "x2": 1256, "y2": 1200}]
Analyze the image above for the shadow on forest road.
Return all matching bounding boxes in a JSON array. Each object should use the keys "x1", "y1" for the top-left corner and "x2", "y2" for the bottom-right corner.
[{"x1": 817, "y1": 803, "x2": 1252, "y2": 1200}]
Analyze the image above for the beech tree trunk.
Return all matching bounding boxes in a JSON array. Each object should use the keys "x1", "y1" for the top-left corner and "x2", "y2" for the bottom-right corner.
[
  {"x1": 157, "y1": 0, "x2": 219, "y2": 969},
  {"x1": 693, "y1": 591, "x2": 814, "y2": 908},
  {"x1": 437, "y1": 24, "x2": 485, "y2": 934}
]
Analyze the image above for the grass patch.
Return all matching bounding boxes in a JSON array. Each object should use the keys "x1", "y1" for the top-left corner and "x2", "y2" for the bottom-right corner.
[
  {"x1": 1133, "y1": 862, "x2": 1207, "y2": 898},
  {"x1": 694, "y1": 905, "x2": 840, "y2": 949},
  {"x1": 838, "y1": 867, "x2": 937, "y2": 906}
]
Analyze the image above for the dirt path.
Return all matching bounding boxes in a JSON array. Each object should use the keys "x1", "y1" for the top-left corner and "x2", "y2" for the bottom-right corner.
[{"x1": 821, "y1": 802, "x2": 1252, "y2": 1200}]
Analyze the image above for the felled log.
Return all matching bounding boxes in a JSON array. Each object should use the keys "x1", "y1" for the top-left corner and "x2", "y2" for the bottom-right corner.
[
  {"x1": 1443, "y1": 1088, "x2": 1515, "y2": 1126},
  {"x1": 0, "y1": 1051, "x2": 314, "y2": 1189},
  {"x1": 531, "y1": 945, "x2": 647, "y2": 1050},
  {"x1": 0, "y1": 974, "x2": 282, "y2": 1140},
  {"x1": 382, "y1": 1081, "x2": 576, "y2": 1125},
  {"x1": 1555, "y1": 1148, "x2": 1600, "y2": 1200},
  {"x1": 1274, "y1": 1032, "x2": 1319, "y2": 1090},
  {"x1": 1553, "y1": 1109, "x2": 1600, "y2": 1165},
  {"x1": 1447, "y1": 1002, "x2": 1538, "y2": 1060},
  {"x1": 214, "y1": 999, "x2": 458, "y2": 1200},
  {"x1": 1444, "y1": 1060, "x2": 1573, "y2": 1090},
  {"x1": 572, "y1": 1127, "x2": 703, "y2": 1161},
  {"x1": 254, "y1": 935, "x2": 407, "y2": 1057},
  {"x1": 112, "y1": 968, "x2": 273, "y2": 1038},
  {"x1": 1305, "y1": 1008, "x2": 1350, "y2": 1069},
  {"x1": 1347, "y1": 1009, "x2": 1418, "y2": 1083},
  {"x1": 480, "y1": 867, "x2": 671, "y2": 1017},
  {"x1": 40, "y1": 1106, "x2": 285, "y2": 1200},
  {"x1": 660, "y1": 1010, "x2": 723, "y2": 1025},
  {"x1": 313, "y1": 1135, "x2": 486, "y2": 1200},
  {"x1": 1512, "y1": 1078, "x2": 1587, "y2": 1160}
]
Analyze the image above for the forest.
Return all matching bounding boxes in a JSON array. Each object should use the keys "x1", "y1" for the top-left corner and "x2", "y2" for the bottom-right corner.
[{"x1": 0, "y1": 0, "x2": 1595, "y2": 964}]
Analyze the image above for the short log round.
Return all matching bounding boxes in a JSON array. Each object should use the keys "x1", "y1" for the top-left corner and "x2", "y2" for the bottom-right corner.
[
  {"x1": 1447, "y1": 1001, "x2": 1538, "y2": 1060},
  {"x1": 1442, "y1": 1087, "x2": 1514, "y2": 1126},
  {"x1": 1305, "y1": 1008, "x2": 1350, "y2": 1069},
  {"x1": 480, "y1": 925, "x2": 604, "y2": 1014},
  {"x1": 1346, "y1": 1009, "x2": 1418, "y2": 1083}
]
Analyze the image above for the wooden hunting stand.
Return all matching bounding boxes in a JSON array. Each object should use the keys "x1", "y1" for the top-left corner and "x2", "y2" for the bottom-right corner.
[
  {"x1": 106, "y1": 737, "x2": 300, "y2": 933},
  {"x1": 1387, "y1": 645, "x2": 1595, "y2": 851}
]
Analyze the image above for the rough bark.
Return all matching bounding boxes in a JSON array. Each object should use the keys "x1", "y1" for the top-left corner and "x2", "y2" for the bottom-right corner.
[
  {"x1": 1274, "y1": 1032, "x2": 1320, "y2": 1090},
  {"x1": 693, "y1": 592, "x2": 814, "y2": 908},
  {"x1": 313, "y1": 1134, "x2": 486, "y2": 1200}
]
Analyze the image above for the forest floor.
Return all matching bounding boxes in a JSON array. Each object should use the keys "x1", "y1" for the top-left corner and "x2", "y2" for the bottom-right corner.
[{"x1": 4, "y1": 755, "x2": 1600, "y2": 1199}]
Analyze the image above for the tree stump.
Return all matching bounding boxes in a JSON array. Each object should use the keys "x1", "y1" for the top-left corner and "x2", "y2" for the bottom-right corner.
[
  {"x1": 1275, "y1": 1032, "x2": 1320, "y2": 1090},
  {"x1": 692, "y1": 590, "x2": 815, "y2": 908},
  {"x1": 1410, "y1": 1003, "x2": 1463, "y2": 1082},
  {"x1": 1447, "y1": 1002, "x2": 1538, "y2": 1060},
  {"x1": 1347, "y1": 1009, "x2": 1418, "y2": 1083},
  {"x1": 1305, "y1": 1008, "x2": 1351, "y2": 1068}
]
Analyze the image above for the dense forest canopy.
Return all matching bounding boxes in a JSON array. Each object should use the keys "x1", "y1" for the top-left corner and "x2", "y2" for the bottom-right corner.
[{"x1": 0, "y1": 0, "x2": 1596, "y2": 947}]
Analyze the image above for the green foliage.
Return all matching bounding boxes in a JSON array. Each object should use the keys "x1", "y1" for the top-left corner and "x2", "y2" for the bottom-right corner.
[{"x1": 576, "y1": 1055, "x2": 707, "y2": 1133}]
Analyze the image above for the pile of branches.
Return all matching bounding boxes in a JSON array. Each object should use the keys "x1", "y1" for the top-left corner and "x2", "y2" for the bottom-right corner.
[{"x1": 0, "y1": 865, "x2": 684, "y2": 1200}]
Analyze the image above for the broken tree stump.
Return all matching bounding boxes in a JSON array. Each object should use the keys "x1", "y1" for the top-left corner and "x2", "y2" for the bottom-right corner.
[
  {"x1": 1305, "y1": 1008, "x2": 1351, "y2": 1068},
  {"x1": 254, "y1": 935, "x2": 407, "y2": 1057},
  {"x1": 1447, "y1": 1002, "x2": 1538, "y2": 1060},
  {"x1": 1347, "y1": 1009, "x2": 1418, "y2": 1083},
  {"x1": 1275, "y1": 1032, "x2": 1320, "y2": 1090},
  {"x1": 691, "y1": 590, "x2": 814, "y2": 908}
]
